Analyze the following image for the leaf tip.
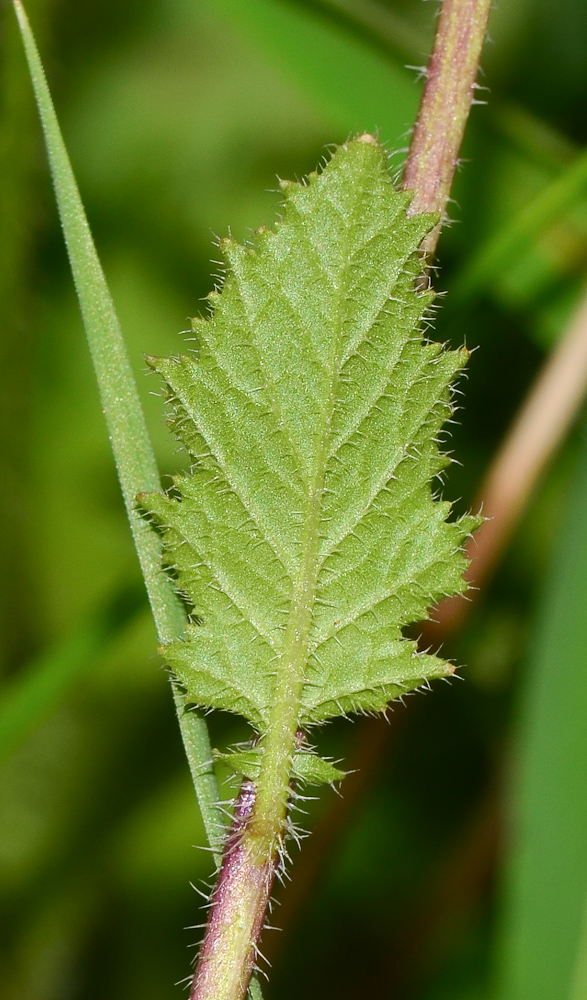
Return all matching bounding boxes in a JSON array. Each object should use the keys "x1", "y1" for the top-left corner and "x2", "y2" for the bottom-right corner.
[
  {"x1": 355, "y1": 132, "x2": 378, "y2": 146},
  {"x1": 13, "y1": 1, "x2": 32, "y2": 50}
]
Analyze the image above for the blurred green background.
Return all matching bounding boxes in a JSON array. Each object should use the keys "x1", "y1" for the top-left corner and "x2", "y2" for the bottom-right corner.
[{"x1": 2, "y1": 1, "x2": 587, "y2": 998}]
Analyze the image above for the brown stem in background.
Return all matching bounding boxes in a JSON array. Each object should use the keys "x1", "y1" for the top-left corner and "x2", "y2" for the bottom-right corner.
[{"x1": 402, "y1": 0, "x2": 493, "y2": 257}]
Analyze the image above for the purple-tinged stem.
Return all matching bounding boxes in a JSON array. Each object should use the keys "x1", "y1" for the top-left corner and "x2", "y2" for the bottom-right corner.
[
  {"x1": 190, "y1": 780, "x2": 279, "y2": 1000},
  {"x1": 402, "y1": 0, "x2": 493, "y2": 256}
]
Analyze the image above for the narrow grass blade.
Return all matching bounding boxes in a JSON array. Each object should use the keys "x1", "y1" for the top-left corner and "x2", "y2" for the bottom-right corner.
[
  {"x1": 0, "y1": 589, "x2": 142, "y2": 764},
  {"x1": 13, "y1": 0, "x2": 179, "y2": 643},
  {"x1": 456, "y1": 145, "x2": 587, "y2": 300},
  {"x1": 494, "y1": 431, "x2": 587, "y2": 1000},
  {"x1": 13, "y1": 0, "x2": 221, "y2": 850}
]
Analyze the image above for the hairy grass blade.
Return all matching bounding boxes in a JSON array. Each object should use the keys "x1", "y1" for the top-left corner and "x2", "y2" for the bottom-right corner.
[{"x1": 12, "y1": 0, "x2": 221, "y2": 855}]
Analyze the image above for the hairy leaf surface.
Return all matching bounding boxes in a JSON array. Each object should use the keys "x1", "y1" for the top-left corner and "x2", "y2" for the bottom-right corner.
[{"x1": 141, "y1": 137, "x2": 477, "y2": 761}]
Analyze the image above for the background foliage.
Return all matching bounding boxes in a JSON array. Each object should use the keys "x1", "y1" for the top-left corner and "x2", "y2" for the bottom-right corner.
[{"x1": 1, "y1": 1, "x2": 587, "y2": 998}]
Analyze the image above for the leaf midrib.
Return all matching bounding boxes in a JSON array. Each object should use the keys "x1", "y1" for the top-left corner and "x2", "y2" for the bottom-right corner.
[{"x1": 247, "y1": 183, "x2": 363, "y2": 848}]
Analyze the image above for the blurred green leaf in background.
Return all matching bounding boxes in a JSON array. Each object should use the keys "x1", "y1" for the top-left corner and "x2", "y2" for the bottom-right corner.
[
  {"x1": 495, "y1": 428, "x2": 587, "y2": 1000},
  {"x1": 3, "y1": 0, "x2": 587, "y2": 998}
]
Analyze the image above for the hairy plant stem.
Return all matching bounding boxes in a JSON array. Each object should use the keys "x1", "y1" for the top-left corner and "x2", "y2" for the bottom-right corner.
[
  {"x1": 190, "y1": 781, "x2": 279, "y2": 1000},
  {"x1": 402, "y1": 0, "x2": 492, "y2": 257}
]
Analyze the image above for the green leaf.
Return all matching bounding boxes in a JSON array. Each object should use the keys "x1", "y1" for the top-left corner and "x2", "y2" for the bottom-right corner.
[
  {"x1": 215, "y1": 748, "x2": 346, "y2": 785},
  {"x1": 140, "y1": 136, "x2": 477, "y2": 742},
  {"x1": 494, "y1": 431, "x2": 587, "y2": 1000},
  {"x1": 292, "y1": 751, "x2": 346, "y2": 785}
]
